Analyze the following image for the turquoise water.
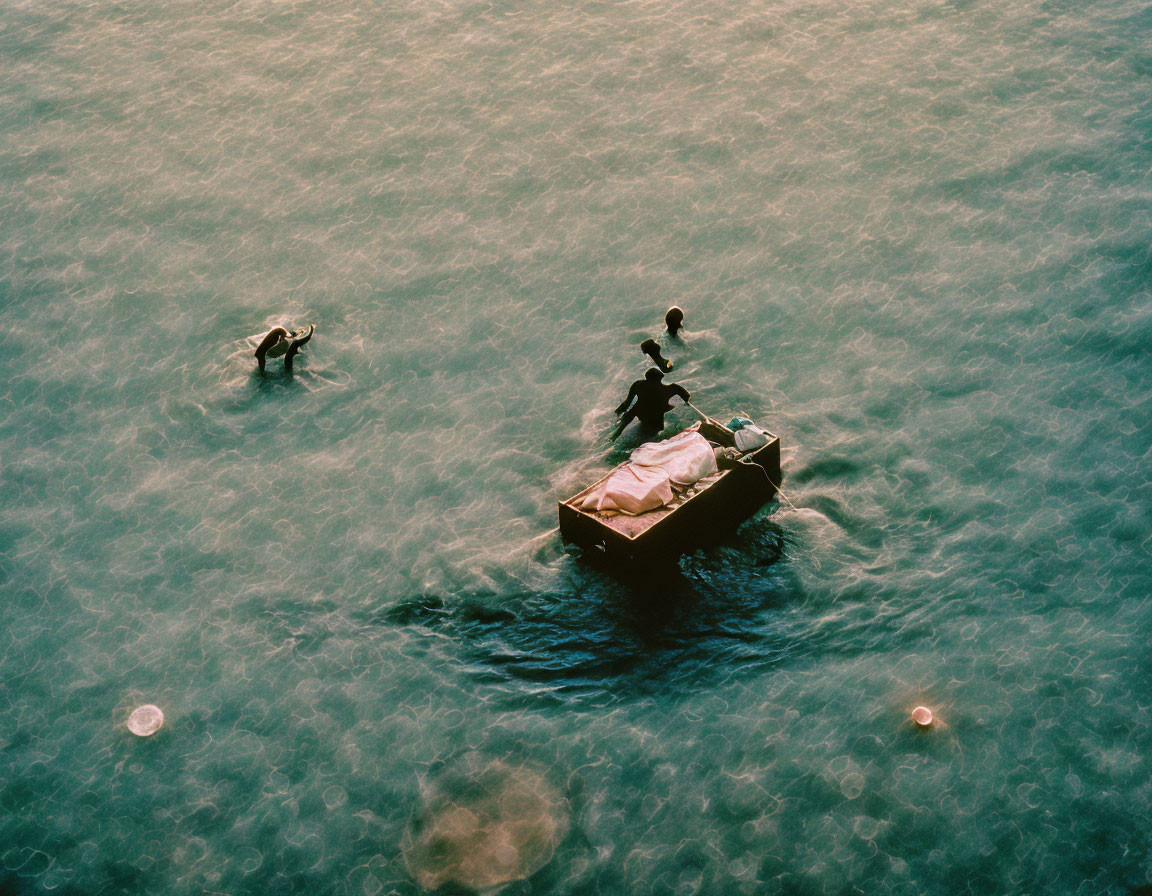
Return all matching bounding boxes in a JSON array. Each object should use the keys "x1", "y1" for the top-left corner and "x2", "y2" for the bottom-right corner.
[{"x1": 1, "y1": 0, "x2": 1149, "y2": 892}]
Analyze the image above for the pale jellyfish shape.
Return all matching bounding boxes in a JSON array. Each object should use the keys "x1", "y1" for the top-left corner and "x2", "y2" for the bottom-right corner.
[
  {"x1": 404, "y1": 754, "x2": 570, "y2": 892},
  {"x1": 127, "y1": 704, "x2": 164, "y2": 737}
]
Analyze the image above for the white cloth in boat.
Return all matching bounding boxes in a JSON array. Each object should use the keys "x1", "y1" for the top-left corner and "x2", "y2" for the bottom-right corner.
[{"x1": 579, "y1": 431, "x2": 719, "y2": 515}]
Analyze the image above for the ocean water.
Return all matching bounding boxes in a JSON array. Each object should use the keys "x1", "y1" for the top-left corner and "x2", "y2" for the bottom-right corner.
[{"x1": 1, "y1": 0, "x2": 1149, "y2": 893}]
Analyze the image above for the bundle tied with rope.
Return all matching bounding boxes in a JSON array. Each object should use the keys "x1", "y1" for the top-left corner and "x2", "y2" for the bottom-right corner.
[{"x1": 684, "y1": 402, "x2": 797, "y2": 512}]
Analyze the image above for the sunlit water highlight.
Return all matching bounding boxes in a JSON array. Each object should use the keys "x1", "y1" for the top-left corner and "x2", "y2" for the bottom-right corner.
[{"x1": 0, "y1": 0, "x2": 1149, "y2": 893}]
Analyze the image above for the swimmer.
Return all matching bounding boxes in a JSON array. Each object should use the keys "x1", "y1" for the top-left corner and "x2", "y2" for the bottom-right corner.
[
  {"x1": 665, "y1": 306, "x2": 685, "y2": 338},
  {"x1": 255, "y1": 324, "x2": 314, "y2": 374},
  {"x1": 640, "y1": 338, "x2": 673, "y2": 373}
]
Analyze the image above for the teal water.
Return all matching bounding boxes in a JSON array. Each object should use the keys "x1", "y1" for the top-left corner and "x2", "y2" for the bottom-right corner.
[{"x1": 1, "y1": 0, "x2": 1149, "y2": 893}]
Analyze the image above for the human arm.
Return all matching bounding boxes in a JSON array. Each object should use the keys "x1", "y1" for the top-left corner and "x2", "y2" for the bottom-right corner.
[
  {"x1": 284, "y1": 324, "x2": 315, "y2": 370},
  {"x1": 615, "y1": 381, "x2": 641, "y2": 416},
  {"x1": 609, "y1": 406, "x2": 637, "y2": 441}
]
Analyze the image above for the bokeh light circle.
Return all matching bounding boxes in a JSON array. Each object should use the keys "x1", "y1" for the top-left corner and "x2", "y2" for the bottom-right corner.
[
  {"x1": 404, "y1": 754, "x2": 570, "y2": 892},
  {"x1": 127, "y1": 704, "x2": 164, "y2": 737}
]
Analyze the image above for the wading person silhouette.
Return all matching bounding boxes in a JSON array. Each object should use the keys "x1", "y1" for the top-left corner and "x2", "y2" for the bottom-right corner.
[
  {"x1": 609, "y1": 368, "x2": 691, "y2": 441},
  {"x1": 255, "y1": 324, "x2": 314, "y2": 374},
  {"x1": 640, "y1": 338, "x2": 673, "y2": 372}
]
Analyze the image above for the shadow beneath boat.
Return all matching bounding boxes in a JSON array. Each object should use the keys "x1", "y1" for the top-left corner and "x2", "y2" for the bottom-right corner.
[{"x1": 378, "y1": 518, "x2": 800, "y2": 706}]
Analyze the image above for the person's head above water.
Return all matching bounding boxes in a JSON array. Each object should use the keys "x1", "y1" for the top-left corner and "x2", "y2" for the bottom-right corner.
[
  {"x1": 645, "y1": 367, "x2": 664, "y2": 382},
  {"x1": 665, "y1": 306, "x2": 685, "y2": 337}
]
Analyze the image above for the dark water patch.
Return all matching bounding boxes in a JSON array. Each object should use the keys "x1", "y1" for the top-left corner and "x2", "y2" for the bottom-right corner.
[
  {"x1": 714, "y1": 518, "x2": 789, "y2": 568},
  {"x1": 0, "y1": 874, "x2": 27, "y2": 896},
  {"x1": 374, "y1": 533, "x2": 798, "y2": 706},
  {"x1": 1124, "y1": 48, "x2": 1152, "y2": 78},
  {"x1": 0, "y1": 7, "x2": 70, "y2": 60},
  {"x1": 795, "y1": 494, "x2": 885, "y2": 551},
  {"x1": 790, "y1": 455, "x2": 862, "y2": 485}
]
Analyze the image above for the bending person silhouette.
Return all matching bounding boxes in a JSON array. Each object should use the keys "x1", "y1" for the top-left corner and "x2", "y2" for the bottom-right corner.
[
  {"x1": 610, "y1": 368, "x2": 691, "y2": 441},
  {"x1": 640, "y1": 338, "x2": 673, "y2": 372},
  {"x1": 255, "y1": 324, "x2": 314, "y2": 374}
]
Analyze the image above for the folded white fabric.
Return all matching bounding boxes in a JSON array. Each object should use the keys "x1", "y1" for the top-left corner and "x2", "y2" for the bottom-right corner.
[
  {"x1": 579, "y1": 463, "x2": 674, "y2": 515},
  {"x1": 579, "y1": 431, "x2": 719, "y2": 515},
  {"x1": 629, "y1": 431, "x2": 719, "y2": 485}
]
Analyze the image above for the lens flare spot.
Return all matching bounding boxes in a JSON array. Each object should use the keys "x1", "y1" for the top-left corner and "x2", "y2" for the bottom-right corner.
[
  {"x1": 127, "y1": 704, "x2": 164, "y2": 737},
  {"x1": 404, "y1": 754, "x2": 570, "y2": 892}
]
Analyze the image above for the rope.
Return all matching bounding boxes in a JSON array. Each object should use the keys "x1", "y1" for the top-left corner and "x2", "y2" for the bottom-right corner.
[
  {"x1": 684, "y1": 400, "x2": 722, "y2": 428},
  {"x1": 685, "y1": 401, "x2": 799, "y2": 512},
  {"x1": 753, "y1": 463, "x2": 800, "y2": 513}
]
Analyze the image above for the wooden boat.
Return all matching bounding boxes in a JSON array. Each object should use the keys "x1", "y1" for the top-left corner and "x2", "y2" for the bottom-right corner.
[{"x1": 558, "y1": 417, "x2": 781, "y2": 567}]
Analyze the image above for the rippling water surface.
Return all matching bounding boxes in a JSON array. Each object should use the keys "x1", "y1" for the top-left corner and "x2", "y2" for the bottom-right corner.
[{"x1": 1, "y1": 0, "x2": 1149, "y2": 893}]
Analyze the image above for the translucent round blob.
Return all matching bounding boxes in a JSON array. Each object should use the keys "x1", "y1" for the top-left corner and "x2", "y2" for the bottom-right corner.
[
  {"x1": 404, "y1": 754, "x2": 570, "y2": 892},
  {"x1": 912, "y1": 706, "x2": 934, "y2": 727},
  {"x1": 127, "y1": 704, "x2": 164, "y2": 737},
  {"x1": 840, "y1": 772, "x2": 866, "y2": 800}
]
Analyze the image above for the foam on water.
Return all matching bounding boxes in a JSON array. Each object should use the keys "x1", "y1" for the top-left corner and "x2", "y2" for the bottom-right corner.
[{"x1": 1, "y1": 0, "x2": 1149, "y2": 892}]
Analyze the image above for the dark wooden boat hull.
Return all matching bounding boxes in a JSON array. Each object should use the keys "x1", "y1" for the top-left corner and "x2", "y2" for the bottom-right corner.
[{"x1": 558, "y1": 420, "x2": 781, "y2": 567}]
